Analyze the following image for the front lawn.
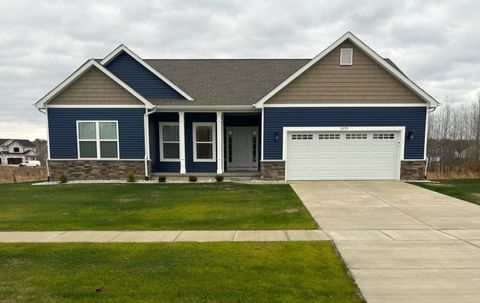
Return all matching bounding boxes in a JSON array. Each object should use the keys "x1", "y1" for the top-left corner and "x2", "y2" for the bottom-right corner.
[
  {"x1": 411, "y1": 179, "x2": 480, "y2": 205},
  {"x1": 0, "y1": 242, "x2": 363, "y2": 303},
  {"x1": 0, "y1": 183, "x2": 317, "y2": 230}
]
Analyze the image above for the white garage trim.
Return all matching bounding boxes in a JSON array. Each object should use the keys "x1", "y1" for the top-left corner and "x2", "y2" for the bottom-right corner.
[{"x1": 282, "y1": 126, "x2": 405, "y2": 181}]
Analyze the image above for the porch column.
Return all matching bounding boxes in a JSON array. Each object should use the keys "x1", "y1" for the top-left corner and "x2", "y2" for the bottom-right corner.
[
  {"x1": 216, "y1": 112, "x2": 224, "y2": 174},
  {"x1": 179, "y1": 112, "x2": 186, "y2": 174}
]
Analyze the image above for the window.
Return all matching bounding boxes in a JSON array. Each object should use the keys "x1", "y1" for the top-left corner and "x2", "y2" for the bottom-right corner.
[
  {"x1": 13, "y1": 147, "x2": 20, "y2": 153},
  {"x1": 346, "y1": 133, "x2": 368, "y2": 140},
  {"x1": 291, "y1": 134, "x2": 313, "y2": 140},
  {"x1": 373, "y1": 133, "x2": 395, "y2": 140},
  {"x1": 318, "y1": 134, "x2": 340, "y2": 140},
  {"x1": 340, "y1": 48, "x2": 353, "y2": 65},
  {"x1": 77, "y1": 121, "x2": 119, "y2": 159},
  {"x1": 159, "y1": 122, "x2": 180, "y2": 161},
  {"x1": 193, "y1": 122, "x2": 216, "y2": 162}
]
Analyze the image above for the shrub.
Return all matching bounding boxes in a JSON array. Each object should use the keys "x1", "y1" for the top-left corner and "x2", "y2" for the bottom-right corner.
[
  {"x1": 189, "y1": 176, "x2": 197, "y2": 182},
  {"x1": 127, "y1": 172, "x2": 136, "y2": 183},
  {"x1": 158, "y1": 176, "x2": 166, "y2": 183},
  {"x1": 215, "y1": 175, "x2": 224, "y2": 182},
  {"x1": 59, "y1": 173, "x2": 67, "y2": 184}
]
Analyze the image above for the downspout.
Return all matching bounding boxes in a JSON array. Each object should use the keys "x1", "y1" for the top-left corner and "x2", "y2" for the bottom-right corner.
[
  {"x1": 424, "y1": 106, "x2": 437, "y2": 179},
  {"x1": 144, "y1": 106, "x2": 156, "y2": 180},
  {"x1": 37, "y1": 107, "x2": 50, "y2": 181}
]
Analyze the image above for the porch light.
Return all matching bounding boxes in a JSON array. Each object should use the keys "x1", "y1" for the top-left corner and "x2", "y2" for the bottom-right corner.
[
  {"x1": 273, "y1": 132, "x2": 280, "y2": 142},
  {"x1": 407, "y1": 131, "x2": 414, "y2": 140}
]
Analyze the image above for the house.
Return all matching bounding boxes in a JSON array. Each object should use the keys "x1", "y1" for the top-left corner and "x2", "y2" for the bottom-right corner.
[
  {"x1": 0, "y1": 139, "x2": 38, "y2": 165},
  {"x1": 34, "y1": 32, "x2": 440, "y2": 181}
]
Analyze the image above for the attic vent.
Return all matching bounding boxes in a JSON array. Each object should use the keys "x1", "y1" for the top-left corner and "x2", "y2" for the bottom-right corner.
[{"x1": 340, "y1": 48, "x2": 353, "y2": 65}]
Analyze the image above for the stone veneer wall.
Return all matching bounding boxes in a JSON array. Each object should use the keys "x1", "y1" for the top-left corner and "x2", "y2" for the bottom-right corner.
[
  {"x1": 260, "y1": 161, "x2": 285, "y2": 180},
  {"x1": 48, "y1": 160, "x2": 150, "y2": 181},
  {"x1": 400, "y1": 160, "x2": 426, "y2": 180}
]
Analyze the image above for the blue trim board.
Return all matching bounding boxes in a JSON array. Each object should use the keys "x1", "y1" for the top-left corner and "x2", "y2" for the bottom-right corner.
[
  {"x1": 263, "y1": 107, "x2": 426, "y2": 160},
  {"x1": 48, "y1": 108, "x2": 145, "y2": 159}
]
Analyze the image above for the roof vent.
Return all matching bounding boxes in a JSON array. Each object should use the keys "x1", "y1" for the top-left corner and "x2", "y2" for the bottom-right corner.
[{"x1": 340, "y1": 48, "x2": 353, "y2": 65}]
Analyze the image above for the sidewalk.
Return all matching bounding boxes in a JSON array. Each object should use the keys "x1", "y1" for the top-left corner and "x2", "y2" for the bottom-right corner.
[{"x1": 0, "y1": 230, "x2": 330, "y2": 243}]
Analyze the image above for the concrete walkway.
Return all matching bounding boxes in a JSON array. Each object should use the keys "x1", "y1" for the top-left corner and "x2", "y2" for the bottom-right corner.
[
  {"x1": 0, "y1": 230, "x2": 329, "y2": 243},
  {"x1": 292, "y1": 181, "x2": 480, "y2": 303}
]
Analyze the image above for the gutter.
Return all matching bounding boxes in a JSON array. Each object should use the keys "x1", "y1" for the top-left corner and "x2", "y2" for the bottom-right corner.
[
  {"x1": 154, "y1": 105, "x2": 258, "y2": 112},
  {"x1": 37, "y1": 107, "x2": 50, "y2": 180}
]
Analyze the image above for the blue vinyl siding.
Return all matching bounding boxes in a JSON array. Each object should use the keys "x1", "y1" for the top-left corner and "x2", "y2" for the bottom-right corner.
[
  {"x1": 149, "y1": 112, "x2": 180, "y2": 173},
  {"x1": 185, "y1": 113, "x2": 217, "y2": 173},
  {"x1": 48, "y1": 108, "x2": 145, "y2": 159},
  {"x1": 264, "y1": 107, "x2": 426, "y2": 160},
  {"x1": 105, "y1": 51, "x2": 184, "y2": 99}
]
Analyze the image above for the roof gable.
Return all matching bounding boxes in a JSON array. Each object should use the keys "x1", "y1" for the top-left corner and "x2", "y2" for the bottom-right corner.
[
  {"x1": 101, "y1": 45, "x2": 193, "y2": 100},
  {"x1": 35, "y1": 60, "x2": 153, "y2": 109},
  {"x1": 265, "y1": 40, "x2": 425, "y2": 105},
  {"x1": 255, "y1": 32, "x2": 440, "y2": 108}
]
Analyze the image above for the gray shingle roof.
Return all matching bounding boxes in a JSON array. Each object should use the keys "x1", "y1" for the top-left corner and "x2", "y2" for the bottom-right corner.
[
  {"x1": 144, "y1": 59, "x2": 309, "y2": 106},
  {"x1": 144, "y1": 58, "x2": 406, "y2": 106},
  {"x1": 0, "y1": 139, "x2": 35, "y2": 147}
]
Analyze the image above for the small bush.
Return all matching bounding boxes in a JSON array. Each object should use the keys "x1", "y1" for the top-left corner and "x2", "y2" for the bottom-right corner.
[
  {"x1": 189, "y1": 176, "x2": 197, "y2": 183},
  {"x1": 59, "y1": 173, "x2": 67, "y2": 184},
  {"x1": 127, "y1": 172, "x2": 136, "y2": 183},
  {"x1": 215, "y1": 175, "x2": 224, "y2": 182},
  {"x1": 158, "y1": 176, "x2": 166, "y2": 183}
]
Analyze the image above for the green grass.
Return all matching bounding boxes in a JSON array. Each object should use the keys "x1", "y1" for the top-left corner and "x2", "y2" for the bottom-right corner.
[
  {"x1": 411, "y1": 179, "x2": 480, "y2": 205},
  {"x1": 0, "y1": 183, "x2": 317, "y2": 231},
  {"x1": 0, "y1": 242, "x2": 364, "y2": 303}
]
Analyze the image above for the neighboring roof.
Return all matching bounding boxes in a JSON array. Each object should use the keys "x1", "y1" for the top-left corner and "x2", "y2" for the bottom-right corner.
[
  {"x1": 0, "y1": 139, "x2": 35, "y2": 147},
  {"x1": 145, "y1": 59, "x2": 308, "y2": 106},
  {"x1": 254, "y1": 31, "x2": 440, "y2": 108},
  {"x1": 35, "y1": 60, "x2": 154, "y2": 109},
  {"x1": 100, "y1": 45, "x2": 194, "y2": 101}
]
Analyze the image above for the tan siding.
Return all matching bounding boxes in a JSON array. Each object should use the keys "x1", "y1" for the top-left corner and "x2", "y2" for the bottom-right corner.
[
  {"x1": 266, "y1": 40, "x2": 425, "y2": 104},
  {"x1": 49, "y1": 67, "x2": 143, "y2": 105}
]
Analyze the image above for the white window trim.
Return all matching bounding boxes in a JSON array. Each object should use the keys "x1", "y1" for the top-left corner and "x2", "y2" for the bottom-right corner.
[
  {"x1": 76, "y1": 120, "x2": 120, "y2": 160},
  {"x1": 192, "y1": 122, "x2": 216, "y2": 162},
  {"x1": 340, "y1": 48, "x2": 353, "y2": 65},
  {"x1": 159, "y1": 122, "x2": 180, "y2": 162}
]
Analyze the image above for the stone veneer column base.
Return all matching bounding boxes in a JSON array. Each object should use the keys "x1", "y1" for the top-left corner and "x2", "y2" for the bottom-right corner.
[
  {"x1": 400, "y1": 160, "x2": 426, "y2": 180},
  {"x1": 260, "y1": 161, "x2": 285, "y2": 180},
  {"x1": 48, "y1": 160, "x2": 151, "y2": 181}
]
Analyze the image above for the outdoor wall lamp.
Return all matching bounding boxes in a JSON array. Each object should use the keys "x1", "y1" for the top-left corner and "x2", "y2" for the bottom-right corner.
[
  {"x1": 273, "y1": 132, "x2": 280, "y2": 142},
  {"x1": 407, "y1": 131, "x2": 414, "y2": 140}
]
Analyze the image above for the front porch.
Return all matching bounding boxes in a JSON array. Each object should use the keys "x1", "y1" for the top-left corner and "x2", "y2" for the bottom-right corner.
[{"x1": 148, "y1": 111, "x2": 261, "y2": 176}]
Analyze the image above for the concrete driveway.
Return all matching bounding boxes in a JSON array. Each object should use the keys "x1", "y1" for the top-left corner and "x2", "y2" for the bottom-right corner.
[{"x1": 291, "y1": 181, "x2": 480, "y2": 303}]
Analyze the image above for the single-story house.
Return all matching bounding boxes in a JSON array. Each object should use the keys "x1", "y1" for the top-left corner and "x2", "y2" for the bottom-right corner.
[
  {"x1": 34, "y1": 32, "x2": 439, "y2": 181},
  {"x1": 0, "y1": 139, "x2": 38, "y2": 165}
]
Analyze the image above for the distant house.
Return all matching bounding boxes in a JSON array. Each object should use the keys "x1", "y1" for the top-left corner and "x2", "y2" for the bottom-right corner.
[{"x1": 0, "y1": 139, "x2": 38, "y2": 165}]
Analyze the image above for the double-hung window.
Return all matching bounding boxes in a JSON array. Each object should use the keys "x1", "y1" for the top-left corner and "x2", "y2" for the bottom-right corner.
[
  {"x1": 159, "y1": 122, "x2": 180, "y2": 161},
  {"x1": 193, "y1": 122, "x2": 216, "y2": 162},
  {"x1": 77, "y1": 121, "x2": 119, "y2": 159}
]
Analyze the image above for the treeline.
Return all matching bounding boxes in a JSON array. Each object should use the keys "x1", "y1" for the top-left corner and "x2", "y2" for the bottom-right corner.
[{"x1": 427, "y1": 94, "x2": 480, "y2": 179}]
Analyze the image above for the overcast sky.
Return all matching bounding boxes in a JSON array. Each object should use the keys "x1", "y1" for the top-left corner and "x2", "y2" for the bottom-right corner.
[{"x1": 1, "y1": 0, "x2": 479, "y2": 140}]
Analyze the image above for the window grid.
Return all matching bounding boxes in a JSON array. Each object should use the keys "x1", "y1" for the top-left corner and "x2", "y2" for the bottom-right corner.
[
  {"x1": 318, "y1": 134, "x2": 340, "y2": 140},
  {"x1": 252, "y1": 131, "x2": 257, "y2": 163},
  {"x1": 292, "y1": 134, "x2": 313, "y2": 140},
  {"x1": 346, "y1": 133, "x2": 368, "y2": 140},
  {"x1": 193, "y1": 122, "x2": 216, "y2": 162},
  {"x1": 77, "y1": 121, "x2": 119, "y2": 159},
  {"x1": 373, "y1": 133, "x2": 395, "y2": 140}
]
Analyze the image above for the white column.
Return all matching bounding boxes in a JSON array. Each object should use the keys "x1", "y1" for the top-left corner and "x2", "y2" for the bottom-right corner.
[
  {"x1": 216, "y1": 112, "x2": 224, "y2": 174},
  {"x1": 179, "y1": 112, "x2": 186, "y2": 174}
]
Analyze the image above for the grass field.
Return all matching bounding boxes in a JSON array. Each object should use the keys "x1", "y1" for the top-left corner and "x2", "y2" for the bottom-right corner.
[
  {"x1": 412, "y1": 179, "x2": 480, "y2": 205},
  {"x1": 0, "y1": 183, "x2": 317, "y2": 231},
  {"x1": 0, "y1": 242, "x2": 363, "y2": 303}
]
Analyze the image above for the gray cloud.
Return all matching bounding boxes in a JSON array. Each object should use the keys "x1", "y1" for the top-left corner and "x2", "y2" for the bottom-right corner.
[{"x1": 0, "y1": 0, "x2": 479, "y2": 139}]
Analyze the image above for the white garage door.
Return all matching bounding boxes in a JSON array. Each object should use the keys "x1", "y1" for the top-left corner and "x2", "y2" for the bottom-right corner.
[{"x1": 286, "y1": 131, "x2": 400, "y2": 180}]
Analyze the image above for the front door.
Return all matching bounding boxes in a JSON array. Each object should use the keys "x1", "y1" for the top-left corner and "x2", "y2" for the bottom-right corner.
[{"x1": 226, "y1": 127, "x2": 259, "y2": 171}]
